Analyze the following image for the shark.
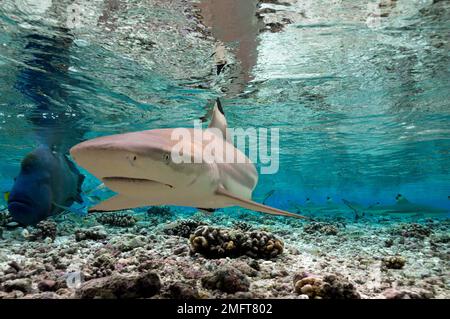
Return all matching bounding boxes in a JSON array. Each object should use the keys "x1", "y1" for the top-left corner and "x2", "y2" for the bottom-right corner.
[
  {"x1": 70, "y1": 99, "x2": 306, "y2": 219},
  {"x1": 342, "y1": 194, "x2": 449, "y2": 216}
]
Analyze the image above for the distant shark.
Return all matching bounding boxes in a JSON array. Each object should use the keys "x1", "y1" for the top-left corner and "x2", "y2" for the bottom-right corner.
[
  {"x1": 70, "y1": 99, "x2": 305, "y2": 219},
  {"x1": 291, "y1": 196, "x2": 346, "y2": 214},
  {"x1": 342, "y1": 194, "x2": 449, "y2": 216}
]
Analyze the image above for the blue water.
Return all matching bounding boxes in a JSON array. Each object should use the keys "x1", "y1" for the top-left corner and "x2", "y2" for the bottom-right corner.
[{"x1": 0, "y1": 0, "x2": 449, "y2": 215}]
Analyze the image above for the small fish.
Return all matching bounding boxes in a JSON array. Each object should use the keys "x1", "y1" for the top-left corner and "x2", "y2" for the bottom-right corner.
[{"x1": 262, "y1": 190, "x2": 275, "y2": 205}]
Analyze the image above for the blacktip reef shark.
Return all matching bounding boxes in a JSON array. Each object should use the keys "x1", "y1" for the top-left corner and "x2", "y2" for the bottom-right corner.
[
  {"x1": 70, "y1": 99, "x2": 306, "y2": 219},
  {"x1": 343, "y1": 194, "x2": 449, "y2": 216}
]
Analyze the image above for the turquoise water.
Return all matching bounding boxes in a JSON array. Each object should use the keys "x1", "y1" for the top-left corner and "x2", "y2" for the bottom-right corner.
[{"x1": 0, "y1": 1, "x2": 449, "y2": 216}]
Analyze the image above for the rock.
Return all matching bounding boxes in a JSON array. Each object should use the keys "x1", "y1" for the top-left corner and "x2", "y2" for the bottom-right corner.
[
  {"x1": 294, "y1": 274, "x2": 360, "y2": 299},
  {"x1": 382, "y1": 256, "x2": 406, "y2": 269},
  {"x1": 115, "y1": 235, "x2": 146, "y2": 252},
  {"x1": 390, "y1": 223, "x2": 432, "y2": 238},
  {"x1": 168, "y1": 283, "x2": 200, "y2": 299},
  {"x1": 173, "y1": 245, "x2": 188, "y2": 255},
  {"x1": 96, "y1": 213, "x2": 137, "y2": 227},
  {"x1": 5, "y1": 221, "x2": 19, "y2": 229},
  {"x1": 8, "y1": 261, "x2": 22, "y2": 272},
  {"x1": 75, "y1": 227, "x2": 107, "y2": 241},
  {"x1": 2, "y1": 278, "x2": 32, "y2": 293},
  {"x1": 37, "y1": 280, "x2": 57, "y2": 292},
  {"x1": 382, "y1": 288, "x2": 433, "y2": 299},
  {"x1": 202, "y1": 267, "x2": 250, "y2": 294},
  {"x1": 29, "y1": 220, "x2": 57, "y2": 241},
  {"x1": 304, "y1": 222, "x2": 339, "y2": 235},
  {"x1": 76, "y1": 272, "x2": 161, "y2": 299},
  {"x1": 135, "y1": 272, "x2": 162, "y2": 297}
]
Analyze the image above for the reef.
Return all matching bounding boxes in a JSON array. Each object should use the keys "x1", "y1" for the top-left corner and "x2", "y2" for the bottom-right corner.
[
  {"x1": 189, "y1": 226, "x2": 284, "y2": 259},
  {"x1": 390, "y1": 223, "x2": 432, "y2": 238},
  {"x1": 0, "y1": 208, "x2": 448, "y2": 299},
  {"x1": 96, "y1": 213, "x2": 137, "y2": 228},
  {"x1": 163, "y1": 219, "x2": 207, "y2": 238}
]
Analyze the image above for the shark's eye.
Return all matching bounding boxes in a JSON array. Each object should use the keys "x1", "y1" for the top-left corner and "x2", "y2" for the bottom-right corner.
[
  {"x1": 164, "y1": 153, "x2": 170, "y2": 163},
  {"x1": 133, "y1": 156, "x2": 137, "y2": 161}
]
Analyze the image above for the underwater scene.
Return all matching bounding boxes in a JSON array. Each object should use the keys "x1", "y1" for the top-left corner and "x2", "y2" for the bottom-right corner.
[{"x1": 0, "y1": 0, "x2": 449, "y2": 300}]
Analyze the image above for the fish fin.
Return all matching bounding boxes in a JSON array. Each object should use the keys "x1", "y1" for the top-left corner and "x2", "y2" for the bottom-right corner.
[
  {"x1": 342, "y1": 199, "x2": 360, "y2": 213},
  {"x1": 4, "y1": 192, "x2": 10, "y2": 202},
  {"x1": 216, "y1": 187, "x2": 307, "y2": 219},
  {"x1": 88, "y1": 195, "x2": 146, "y2": 213},
  {"x1": 64, "y1": 154, "x2": 85, "y2": 200},
  {"x1": 208, "y1": 98, "x2": 230, "y2": 142},
  {"x1": 395, "y1": 195, "x2": 410, "y2": 205}
]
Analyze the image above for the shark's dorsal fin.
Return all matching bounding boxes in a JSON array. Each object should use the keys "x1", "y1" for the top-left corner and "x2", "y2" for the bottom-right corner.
[
  {"x1": 208, "y1": 98, "x2": 230, "y2": 142},
  {"x1": 216, "y1": 186, "x2": 308, "y2": 219},
  {"x1": 395, "y1": 194, "x2": 410, "y2": 205}
]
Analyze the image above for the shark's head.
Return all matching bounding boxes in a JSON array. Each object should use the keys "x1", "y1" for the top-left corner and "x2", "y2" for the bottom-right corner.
[{"x1": 70, "y1": 130, "x2": 206, "y2": 190}]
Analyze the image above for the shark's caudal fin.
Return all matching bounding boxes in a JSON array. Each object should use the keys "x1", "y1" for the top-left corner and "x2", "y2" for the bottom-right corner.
[{"x1": 216, "y1": 187, "x2": 307, "y2": 219}]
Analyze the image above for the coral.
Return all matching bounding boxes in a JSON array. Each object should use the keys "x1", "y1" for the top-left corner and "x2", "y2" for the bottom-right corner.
[
  {"x1": 76, "y1": 272, "x2": 161, "y2": 299},
  {"x1": 75, "y1": 227, "x2": 107, "y2": 241},
  {"x1": 294, "y1": 273, "x2": 360, "y2": 299},
  {"x1": 189, "y1": 226, "x2": 284, "y2": 259},
  {"x1": 390, "y1": 223, "x2": 432, "y2": 238},
  {"x1": 0, "y1": 210, "x2": 12, "y2": 227},
  {"x1": 164, "y1": 219, "x2": 207, "y2": 238},
  {"x1": 96, "y1": 213, "x2": 137, "y2": 227},
  {"x1": 29, "y1": 220, "x2": 57, "y2": 241},
  {"x1": 232, "y1": 221, "x2": 253, "y2": 232},
  {"x1": 202, "y1": 267, "x2": 250, "y2": 294},
  {"x1": 168, "y1": 283, "x2": 200, "y2": 299},
  {"x1": 382, "y1": 256, "x2": 406, "y2": 270},
  {"x1": 87, "y1": 253, "x2": 116, "y2": 279},
  {"x1": 303, "y1": 222, "x2": 338, "y2": 235}
]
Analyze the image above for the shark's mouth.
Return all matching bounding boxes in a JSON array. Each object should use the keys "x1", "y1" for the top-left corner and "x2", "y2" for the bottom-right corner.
[{"x1": 102, "y1": 176, "x2": 174, "y2": 189}]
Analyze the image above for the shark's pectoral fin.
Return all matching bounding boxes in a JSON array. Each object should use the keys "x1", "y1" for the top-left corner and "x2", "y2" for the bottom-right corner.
[
  {"x1": 216, "y1": 187, "x2": 307, "y2": 219},
  {"x1": 88, "y1": 195, "x2": 147, "y2": 213}
]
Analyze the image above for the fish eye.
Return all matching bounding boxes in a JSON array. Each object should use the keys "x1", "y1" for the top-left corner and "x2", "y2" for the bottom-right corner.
[{"x1": 133, "y1": 156, "x2": 137, "y2": 161}]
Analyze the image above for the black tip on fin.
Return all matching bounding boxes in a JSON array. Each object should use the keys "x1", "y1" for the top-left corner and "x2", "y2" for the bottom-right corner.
[{"x1": 216, "y1": 98, "x2": 224, "y2": 115}]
